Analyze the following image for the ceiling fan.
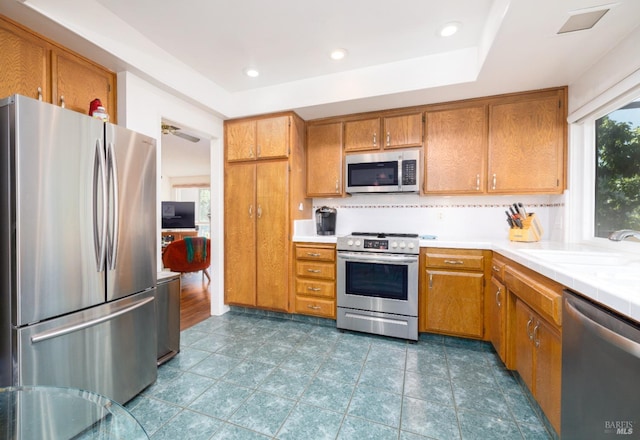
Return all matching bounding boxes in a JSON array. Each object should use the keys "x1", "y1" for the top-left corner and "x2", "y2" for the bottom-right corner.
[{"x1": 161, "y1": 123, "x2": 200, "y2": 143}]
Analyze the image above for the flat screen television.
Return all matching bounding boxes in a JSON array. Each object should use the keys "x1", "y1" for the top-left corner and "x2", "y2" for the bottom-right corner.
[{"x1": 161, "y1": 201, "x2": 196, "y2": 229}]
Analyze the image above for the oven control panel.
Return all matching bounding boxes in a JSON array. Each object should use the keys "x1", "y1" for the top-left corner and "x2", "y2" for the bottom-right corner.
[{"x1": 337, "y1": 235, "x2": 419, "y2": 254}]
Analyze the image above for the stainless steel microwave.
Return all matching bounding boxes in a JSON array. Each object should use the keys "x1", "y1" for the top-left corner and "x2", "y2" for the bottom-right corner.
[{"x1": 345, "y1": 149, "x2": 421, "y2": 194}]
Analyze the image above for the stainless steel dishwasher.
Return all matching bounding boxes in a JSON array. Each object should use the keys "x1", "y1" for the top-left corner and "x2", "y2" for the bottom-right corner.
[{"x1": 562, "y1": 290, "x2": 640, "y2": 439}]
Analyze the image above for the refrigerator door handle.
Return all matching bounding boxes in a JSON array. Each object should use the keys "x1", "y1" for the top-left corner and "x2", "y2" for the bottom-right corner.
[
  {"x1": 93, "y1": 138, "x2": 108, "y2": 271},
  {"x1": 107, "y1": 141, "x2": 120, "y2": 270},
  {"x1": 30, "y1": 296, "x2": 154, "y2": 344}
]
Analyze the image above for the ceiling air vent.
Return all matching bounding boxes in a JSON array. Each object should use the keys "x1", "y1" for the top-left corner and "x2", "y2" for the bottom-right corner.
[{"x1": 557, "y1": 7, "x2": 610, "y2": 34}]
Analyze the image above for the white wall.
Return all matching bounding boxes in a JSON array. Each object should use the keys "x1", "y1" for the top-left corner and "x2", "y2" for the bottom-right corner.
[{"x1": 118, "y1": 72, "x2": 228, "y2": 316}]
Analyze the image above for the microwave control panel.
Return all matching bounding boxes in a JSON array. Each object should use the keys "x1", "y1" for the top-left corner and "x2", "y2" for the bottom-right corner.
[{"x1": 402, "y1": 160, "x2": 417, "y2": 185}]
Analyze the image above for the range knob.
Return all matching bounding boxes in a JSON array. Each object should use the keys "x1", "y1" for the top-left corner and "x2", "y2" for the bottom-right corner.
[
  {"x1": 408, "y1": 242, "x2": 415, "y2": 250},
  {"x1": 355, "y1": 239, "x2": 361, "y2": 246},
  {"x1": 391, "y1": 241, "x2": 398, "y2": 248},
  {"x1": 347, "y1": 239, "x2": 354, "y2": 246},
  {"x1": 399, "y1": 242, "x2": 406, "y2": 249}
]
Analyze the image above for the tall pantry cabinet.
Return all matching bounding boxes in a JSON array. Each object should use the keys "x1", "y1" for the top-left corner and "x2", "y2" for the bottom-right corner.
[{"x1": 224, "y1": 113, "x2": 311, "y2": 312}]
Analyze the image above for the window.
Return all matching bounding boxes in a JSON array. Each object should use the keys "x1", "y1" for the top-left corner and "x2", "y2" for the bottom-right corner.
[
  {"x1": 176, "y1": 186, "x2": 211, "y2": 238},
  {"x1": 594, "y1": 99, "x2": 640, "y2": 238}
]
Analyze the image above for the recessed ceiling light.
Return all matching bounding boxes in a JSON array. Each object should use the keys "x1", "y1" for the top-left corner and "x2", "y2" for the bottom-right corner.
[
  {"x1": 439, "y1": 22, "x2": 460, "y2": 37},
  {"x1": 330, "y1": 49, "x2": 347, "y2": 61},
  {"x1": 244, "y1": 68, "x2": 259, "y2": 78}
]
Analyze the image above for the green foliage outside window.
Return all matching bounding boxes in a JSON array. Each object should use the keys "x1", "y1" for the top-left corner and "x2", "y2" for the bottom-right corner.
[{"x1": 595, "y1": 114, "x2": 640, "y2": 237}]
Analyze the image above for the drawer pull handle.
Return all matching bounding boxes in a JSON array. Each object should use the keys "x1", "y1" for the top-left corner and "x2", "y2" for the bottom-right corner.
[
  {"x1": 372, "y1": 132, "x2": 377, "y2": 146},
  {"x1": 492, "y1": 173, "x2": 497, "y2": 190},
  {"x1": 495, "y1": 287, "x2": 502, "y2": 307},
  {"x1": 492, "y1": 265, "x2": 500, "y2": 272},
  {"x1": 307, "y1": 269, "x2": 322, "y2": 273},
  {"x1": 428, "y1": 273, "x2": 433, "y2": 289},
  {"x1": 476, "y1": 174, "x2": 480, "y2": 191},
  {"x1": 533, "y1": 323, "x2": 541, "y2": 348},
  {"x1": 307, "y1": 305, "x2": 321, "y2": 310},
  {"x1": 444, "y1": 259, "x2": 464, "y2": 265},
  {"x1": 307, "y1": 287, "x2": 321, "y2": 292},
  {"x1": 306, "y1": 252, "x2": 321, "y2": 257}
]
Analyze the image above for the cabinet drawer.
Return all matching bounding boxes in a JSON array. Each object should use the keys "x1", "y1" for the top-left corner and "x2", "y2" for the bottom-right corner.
[
  {"x1": 295, "y1": 296, "x2": 335, "y2": 318},
  {"x1": 295, "y1": 246, "x2": 335, "y2": 262},
  {"x1": 296, "y1": 261, "x2": 335, "y2": 280},
  {"x1": 426, "y1": 253, "x2": 484, "y2": 271},
  {"x1": 505, "y1": 267, "x2": 562, "y2": 326},
  {"x1": 491, "y1": 255, "x2": 507, "y2": 281},
  {"x1": 295, "y1": 278, "x2": 335, "y2": 299}
]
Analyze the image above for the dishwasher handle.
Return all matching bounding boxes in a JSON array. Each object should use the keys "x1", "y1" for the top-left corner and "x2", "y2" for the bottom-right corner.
[{"x1": 564, "y1": 296, "x2": 640, "y2": 359}]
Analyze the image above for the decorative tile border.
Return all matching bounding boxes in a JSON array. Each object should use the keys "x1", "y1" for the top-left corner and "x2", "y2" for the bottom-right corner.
[{"x1": 313, "y1": 202, "x2": 565, "y2": 209}]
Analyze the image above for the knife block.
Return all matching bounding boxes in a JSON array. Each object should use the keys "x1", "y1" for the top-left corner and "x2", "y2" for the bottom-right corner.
[{"x1": 509, "y1": 213, "x2": 543, "y2": 242}]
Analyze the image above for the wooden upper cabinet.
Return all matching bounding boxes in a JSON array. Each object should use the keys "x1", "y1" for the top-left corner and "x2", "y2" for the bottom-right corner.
[
  {"x1": 306, "y1": 122, "x2": 343, "y2": 197},
  {"x1": 488, "y1": 90, "x2": 565, "y2": 194},
  {"x1": 344, "y1": 118, "x2": 380, "y2": 151},
  {"x1": 256, "y1": 116, "x2": 289, "y2": 159},
  {"x1": 383, "y1": 113, "x2": 423, "y2": 149},
  {"x1": 52, "y1": 48, "x2": 116, "y2": 122},
  {"x1": 0, "y1": 18, "x2": 50, "y2": 101},
  {"x1": 425, "y1": 105, "x2": 487, "y2": 194},
  {"x1": 226, "y1": 116, "x2": 290, "y2": 161},
  {"x1": 226, "y1": 120, "x2": 256, "y2": 161}
]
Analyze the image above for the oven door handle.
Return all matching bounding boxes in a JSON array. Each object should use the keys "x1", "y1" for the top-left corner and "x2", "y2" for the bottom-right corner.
[{"x1": 338, "y1": 252, "x2": 418, "y2": 264}]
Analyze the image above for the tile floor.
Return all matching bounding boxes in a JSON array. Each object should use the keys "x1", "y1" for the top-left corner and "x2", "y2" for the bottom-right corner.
[{"x1": 126, "y1": 312, "x2": 555, "y2": 439}]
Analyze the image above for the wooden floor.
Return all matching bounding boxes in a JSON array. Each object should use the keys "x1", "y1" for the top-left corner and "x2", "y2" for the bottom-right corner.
[{"x1": 179, "y1": 271, "x2": 211, "y2": 331}]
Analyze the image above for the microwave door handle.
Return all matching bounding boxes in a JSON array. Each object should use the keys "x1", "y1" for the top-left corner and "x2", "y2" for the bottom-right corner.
[{"x1": 397, "y1": 159, "x2": 403, "y2": 191}]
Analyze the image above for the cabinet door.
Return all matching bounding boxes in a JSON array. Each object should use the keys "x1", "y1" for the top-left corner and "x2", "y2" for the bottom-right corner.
[
  {"x1": 51, "y1": 49, "x2": 116, "y2": 122},
  {"x1": 226, "y1": 120, "x2": 256, "y2": 161},
  {"x1": 534, "y1": 317, "x2": 562, "y2": 433},
  {"x1": 425, "y1": 106, "x2": 487, "y2": 193},
  {"x1": 487, "y1": 277, "x2": 506, "y2": 362},
  {"x1": 307, "y1": 123, "x2": 343, "y2": 196},
  {"x1": 514, "y1": 300, "x2": 535, "y2": 392},
  {"x1": 255, "y1": 161, "x2": 289, "y2": 311},
  {"x1": 224, "y1": 163, "x2": 257, "y2": 306},
  {"x1": 426, "y1": 270, "x2": 484, "y2": 338},
  {"x1": 383, "y1": 113, "x2": 423, "y2": 149},
  {"x1": 344, "y1": 118, "x2": 380, "y2": 151},
  {"x1": 488, "y1": 92, "x2": 564, "y2": 193},
  {"x1": 256, "y1": 116, "x2": 289, "y2": 159},
  {"x1": 0, "y1": 18, "x2": 50, "y2": 101}
]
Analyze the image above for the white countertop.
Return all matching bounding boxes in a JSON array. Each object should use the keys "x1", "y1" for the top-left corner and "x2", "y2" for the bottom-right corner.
[{"x1": 293, "y1": 233, "x2": 640, "y2": 323}]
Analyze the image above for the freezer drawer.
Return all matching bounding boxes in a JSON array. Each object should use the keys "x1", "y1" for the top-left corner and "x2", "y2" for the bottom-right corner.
[{"x1": 15, "y1": 289, "x2": 157, "y2": 404}]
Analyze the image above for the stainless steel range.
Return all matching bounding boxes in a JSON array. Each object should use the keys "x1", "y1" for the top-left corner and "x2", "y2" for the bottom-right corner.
[{"x1": 336, "y1": 232, "x2": 419, "y2": 341}]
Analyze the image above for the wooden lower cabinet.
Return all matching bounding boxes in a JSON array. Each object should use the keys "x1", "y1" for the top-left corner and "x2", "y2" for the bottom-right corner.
[
  {"x1": 420, "y1": 248, "x2": 488, "y2": 338},
  {"x1": 487, "y1": 276, "x2": 507, "y2": 362},
  {"x1": 293, "y1": 243, "x2": 336, "y2": 319},
  {"x1": 514, "y1": 299, "x2": 562, "y2": 433}
]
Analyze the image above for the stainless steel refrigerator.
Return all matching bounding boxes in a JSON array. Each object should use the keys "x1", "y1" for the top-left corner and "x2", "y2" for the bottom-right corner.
[{"x1": 0, "y1": 94, "x2": 157, "y2": 404}]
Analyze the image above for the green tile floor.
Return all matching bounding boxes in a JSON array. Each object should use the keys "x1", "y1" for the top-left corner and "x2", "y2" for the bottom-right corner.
[{"x1": 126, "y1": 312, "x2": 555, "y2": 439}]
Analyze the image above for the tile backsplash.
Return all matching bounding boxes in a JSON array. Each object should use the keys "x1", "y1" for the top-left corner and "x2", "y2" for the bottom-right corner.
[{"x1": 307, "y1": 193, "x2": 566, "y2": 242}]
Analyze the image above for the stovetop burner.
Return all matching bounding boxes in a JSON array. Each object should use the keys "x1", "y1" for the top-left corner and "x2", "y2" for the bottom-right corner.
[{"x1": 351, "y1": 232, "x2": 419, "y2": 238}]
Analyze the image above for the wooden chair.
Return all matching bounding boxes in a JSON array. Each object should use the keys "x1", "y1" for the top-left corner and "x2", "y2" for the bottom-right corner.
[{"x1": 162, "y1": 238, "x2": 211, "y2": 282}]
